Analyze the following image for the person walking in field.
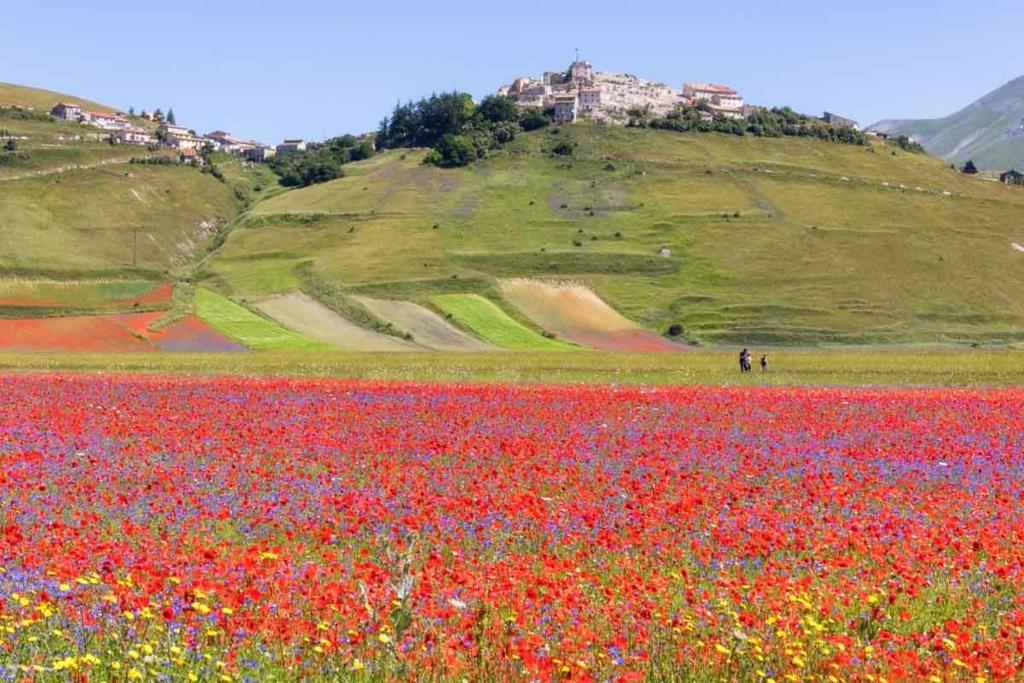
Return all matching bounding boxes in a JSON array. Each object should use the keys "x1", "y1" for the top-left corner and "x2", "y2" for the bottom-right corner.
[
  {"x1": 739, "y1": 348, "x2": 750, "y2": 373},
  {"x1": 761, "y1": 354, "x2": 768, "y2": 373}
]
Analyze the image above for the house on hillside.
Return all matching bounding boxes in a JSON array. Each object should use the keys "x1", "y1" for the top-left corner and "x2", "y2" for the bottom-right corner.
[
  {"x1": 823, "y1": 111, "x2": 860, "y2": 130},
  {"x1": 276, "y1": 139, "x2": 307, "y2": 154},
  {"x1": 162, "y1": 124, "x2": 206, "y2": 151},
  {"x1": 84, "y1": 111, "x2": 130, "y2": 130},
  {"x1": 113, "y1": 127, "x2": 154, "y2": 145},
  {"x1": 682, "y1": 83, "x2": 745, "y2": 119},
  {"x1": 178, "y1": 147, "x2": 205, "y2": 166},
  {"x1": 244, "y1": 146, "x2": 275, "y2": 163},
  {"x1": 552, "y1": 94, "x2": 578, "y2": 123},
  {"x1": 1000, "y1": 169, "x2": 1024, "y2": 186},
  {"x1": 205, "y1": 130, "x2": 259, "y2": 155},
  {"x1": 51, "y1": 102, "x2": 83, "y2": 121}
]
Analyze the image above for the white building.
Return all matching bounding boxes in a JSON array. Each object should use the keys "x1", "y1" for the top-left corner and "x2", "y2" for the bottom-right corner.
[
  {"x1": 552, "y1": 95, "x2": 578, "y2": 123},
  {"x1": 205, "y1": 130, "x2": 259, "y2": 155},
  {"x1": 85, "y1": 111, "x2": 130, "y2": 130},
  {"x1": 50, "y1": 102, "x2": 83, "y2": 121},
  {"x1": 276, "y1": 139, "x2": 307, "y2": 154},
  {"x1": 113, "y1": 127, "x2": 154, "y2": 145},
  {"x1": 162, "y1": 124, "x2": 206, "y2": 151},
  {"x1": 683, "y1": 83, "x2": 745, "y2": 118}
]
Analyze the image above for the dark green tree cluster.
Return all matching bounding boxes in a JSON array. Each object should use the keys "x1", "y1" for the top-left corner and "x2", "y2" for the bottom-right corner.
[
  {"x1": 376, "y1": 93, "x2": 550, "y2": 167},
  {"x1": 894, "y1": 135, "x2": 925, "y2": 153},
  {"x1": 268, "y1": 134, "x2": 375, "y2": 187},
  {"x1": 647, "y1": 105, "x2": 867, "y2": 146}
]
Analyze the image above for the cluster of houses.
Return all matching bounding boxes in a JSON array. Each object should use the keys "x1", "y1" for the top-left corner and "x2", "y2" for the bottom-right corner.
[
  {"x1": 49, "y1": 101, "x2": 306, "y2": 163},
  {"x1": 499, "y1": 56, "x2": 863, "y2": 131},
  {"x1": 498, "y1": 57, "x2": 749, "y2": 124}
]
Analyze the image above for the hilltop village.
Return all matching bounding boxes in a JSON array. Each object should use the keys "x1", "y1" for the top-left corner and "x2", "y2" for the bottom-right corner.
[
  {"x1": 47, "y1": 101, "x2": 298, "y2": 163},
  {"x1": 498, "y1": 57, "x2": 861, "y2": 129}
]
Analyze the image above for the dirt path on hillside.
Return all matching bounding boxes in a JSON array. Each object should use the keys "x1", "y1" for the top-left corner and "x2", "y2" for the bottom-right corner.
[
  {"x1": 0, "y1": 156, "x2": 131, "y2": 183},
  {"x1": 499, "y1": 279, "x2": 684, "y2": 352},
  {"x1": 353, "y1": 296, "x2": 492, "y2": 351},
  {"x1": 257, "y1": 292, "x2": 425, "y2": 351}
]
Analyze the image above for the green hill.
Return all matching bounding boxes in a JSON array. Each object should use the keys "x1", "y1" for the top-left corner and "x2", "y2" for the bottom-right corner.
[
  {"x1": 201, "y1": 124, "x2": 1024, "y2": 345},
  {"x1": 869, "y1": 76, "x2": 1024, "y2": 170},
  {"x1": 0, "y1": 85, "x2": 254, "y2": 320},
  {"x1": 0, "y1": 82, "x2": 116, "y2": 113}
]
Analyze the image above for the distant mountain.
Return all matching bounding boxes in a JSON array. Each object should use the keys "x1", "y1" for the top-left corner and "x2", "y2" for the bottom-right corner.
[{"x1": 869, "y1": 76, "x2": 1024, "y2": 171}]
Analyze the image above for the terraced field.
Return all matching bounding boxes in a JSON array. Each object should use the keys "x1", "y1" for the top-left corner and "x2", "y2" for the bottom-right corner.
[
  {"x1": 256, "y1": 292, "x2": 423, "y2": 351},
  {"x1": 194, "y1": 289, "x2": 335, "y2": 351},
  {"x1": 201, "y1": 124, "x2": 1024, "y2": 346},
  {"x1": 499, "y1": 279, "x2": 682, "y2": 352},
  {"x1": 430, "y1": 294, "x2": 576, "y2": 350}
]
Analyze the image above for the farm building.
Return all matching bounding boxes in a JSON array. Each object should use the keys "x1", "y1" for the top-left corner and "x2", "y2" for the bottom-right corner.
[
  {"x1": 999, "y1": 169, "x2": 1024, "y2": 186},
  {"x1": 50, "y1": 102, "x2": 83, "y2": 121}
]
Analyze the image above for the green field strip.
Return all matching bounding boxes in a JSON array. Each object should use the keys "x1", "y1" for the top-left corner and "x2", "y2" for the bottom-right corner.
[
  {"x1": 430, "y1": 294, "x2": 577, "y2": 351},
  {"x1": 194, "y1": 288, "x2": 337, "y2": 351}
]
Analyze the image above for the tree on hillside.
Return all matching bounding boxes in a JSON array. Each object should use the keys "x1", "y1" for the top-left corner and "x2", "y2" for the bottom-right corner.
[
  {"x1": 166, "y1": 109, "x2": 176, "y2": 125},
  {"x1": 4, "y1": 139, "x2": 16, "y2": 152},
  {"x1": 478, "y1": 95, "x2": 520, "y2": 124},
  {"x1": 425, "y1": 134, "x2": 478, "y2": 167},
  {"x1": 962, "y1": 159, "x2": 978, "y2": 174},
  {"x1": 128, "y1": 106, "x2": 135, "y2": 116}
]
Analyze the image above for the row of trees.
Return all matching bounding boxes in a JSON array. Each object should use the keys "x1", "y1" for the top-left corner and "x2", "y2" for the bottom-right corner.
[
  {"x1": 127, "y1": 107, "x2": 175, "y2": 124},
  {"x1": 376, "y1": 93, "x2": 550, "y2": 167},
  {"x1": 644, "y1": 105, "x2": 868, "y2": 145},
  {"x1": 268, "y1": 134, "x2": 375, "y2": 187}
]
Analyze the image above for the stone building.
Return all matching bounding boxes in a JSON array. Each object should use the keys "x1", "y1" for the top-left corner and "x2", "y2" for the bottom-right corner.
[
  {"x1": 552, "y1": 94, "x2": 578, "y2": 123},
  {"x1": 682, "y1": 83, "x2": 745, "y2": 119},
  {"x1": 50, "y1": 102, "x2": 83, "y2": 121}
]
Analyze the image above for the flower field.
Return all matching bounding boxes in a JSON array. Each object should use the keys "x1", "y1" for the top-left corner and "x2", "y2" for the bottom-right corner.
[{"x1": 1, "y1": 374, "x2": 1023, "y2": 682}]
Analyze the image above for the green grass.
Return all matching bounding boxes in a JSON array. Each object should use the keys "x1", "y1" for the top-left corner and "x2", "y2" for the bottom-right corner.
[
  {"x1": 430, "y1": 294, "x2": 576, "y2": 350},
  {"x1": 0, "y1": 164, "x2": 243, "y2": 274},
  {"x1": 202, "y1": 125, "x2": 1024, "y2": 346},
  {"x1": 0, "y1": 279, "x2": 158, "y2": 306},
  {"x1": 193, "y1": 288, "x2": 335, "y2": 351},
  {"x1": 0, "y1": 348, "x2": 1022, "y2": 387},
  {"x1": 0, "y1": 82, "x2": 114, "y2": 113}
]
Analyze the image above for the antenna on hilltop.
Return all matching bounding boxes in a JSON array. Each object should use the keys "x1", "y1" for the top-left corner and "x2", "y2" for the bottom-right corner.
[{"x1": 575, "y1": 47, "x2": 579, "y2": 63}]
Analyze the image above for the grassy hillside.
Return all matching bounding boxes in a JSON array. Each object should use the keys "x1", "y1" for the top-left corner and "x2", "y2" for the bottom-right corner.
[
  {"x1": 1, "y1": 164, "x2": 243, "y2": 275},
  {"x1": 0, "y1": 82, "x2": 115, "y2": 113},
  {"x1": 201, "y1": 124, "x2": 1024, "y2": 345},
  {"x1": 870, "y1": 75, "x2": 1024, "y2": 170},
  {"x1": 0, "y1": 86, "x2": 250, "y2": 324}
]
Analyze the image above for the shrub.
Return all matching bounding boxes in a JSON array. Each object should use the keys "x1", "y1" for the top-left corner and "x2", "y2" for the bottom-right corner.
[{"x1": 552, "y1": 140, "x2": 576, "y2": 157}]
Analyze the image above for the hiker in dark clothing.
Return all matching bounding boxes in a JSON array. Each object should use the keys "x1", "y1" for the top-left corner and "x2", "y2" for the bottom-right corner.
[
  {"x1": 739, "y1": 348, "x2": 749, "y2": 373},
  {"x1": 760, "y1": 354, "x2": 768, "y2": 373}
]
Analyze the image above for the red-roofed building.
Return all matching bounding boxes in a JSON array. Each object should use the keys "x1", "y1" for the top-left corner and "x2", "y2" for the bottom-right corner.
[
  {"x1": 682, "y1": 83, "x2": 744, "y2": 119},
  {"x1": 85, "y1": 111, "x2": 130, "y2": 130},
  {"x1": 113, "y1": 127, "x2": 154, "y2": 145}
]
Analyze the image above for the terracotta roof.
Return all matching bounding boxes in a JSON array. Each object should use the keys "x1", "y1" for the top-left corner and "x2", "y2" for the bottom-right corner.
[{"x1": 685, "y1": 83, "x2": 739, "y2": 96}]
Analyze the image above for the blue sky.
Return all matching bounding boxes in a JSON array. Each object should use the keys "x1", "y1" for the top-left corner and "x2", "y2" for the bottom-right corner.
[{"x1": 3, "y1": 0, "x2": 1022, "y2": 143}]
